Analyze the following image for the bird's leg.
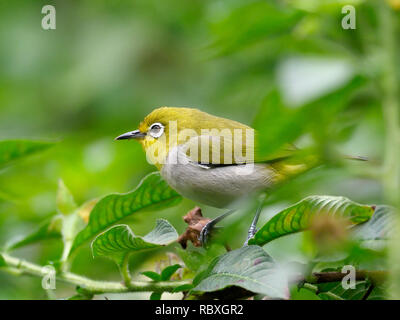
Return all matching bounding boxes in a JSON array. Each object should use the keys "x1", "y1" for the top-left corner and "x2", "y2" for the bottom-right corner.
[
  {"x1": 199, "y1": 209, "x2": 235, "y2": 247},
  {"x1": 244, "y1": 195, "x2": 266, "y2": 246}
]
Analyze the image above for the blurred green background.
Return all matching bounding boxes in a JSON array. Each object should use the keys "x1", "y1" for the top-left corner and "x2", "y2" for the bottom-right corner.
[{"x1": 0, "y1": 0, "x2": 397, "y2": 299}]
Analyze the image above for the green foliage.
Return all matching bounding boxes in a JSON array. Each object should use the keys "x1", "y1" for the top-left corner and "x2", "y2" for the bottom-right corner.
[
  {"x1": 0, "y1": 140, "x2": 54, "y2": 168},
  {"x1": 253, "y1": 76, "x2": 365, "y2": 160},
  {"x1": 68, "y1": 287, "x2": 94, "y2": 300},
  {"x1": 175, "y1": 243, "x2": 227, "y2": 273},
  {"x1": 315, "y1": 281, "x2": 385, "y2": 300},
  {"x1": 0, "y1": 254, "x2": 6, "y2": 267},
  {"x1": 194, "y1": 245, "x2": 289, "y2": 299},
  {"x1": 172, "y1": 284, "x2": 194, "y2": 293},
  {"x1": 141, "y1": 263, "x2": 183, "y2": 300},
  {"x1": 92, "y1": 220, "x2": 178, "y2": 267},
  {"x1": 57, "y1": 180, "x2": 78, "y2": 216},
  {"x1": 5, "y1": 181, "x2": 85, "y2": 256},
  {"x1": 0, "y1": 0, "x2": 396, "y2": 301},
  {"x1": 160, "y1": 264, "x2": 182, "y2": 281},
  {"x1": 249, "y1": 196, "x2": 375, "y2": 246},
  {"x1": 70, "y1": 172, "x2": 181, "y2": 254},
  {"x1": 56, "y1": 181, "x2": 86, "y2": 266},
  {"x1": 141, "y1": 271, "x2": 162, "y2": 281},
  {"x1": 5, "y1": 218, "x2": 62, "y2": 251},
  {"x1": 150, "y1": 292, "x2": 162, "y2": 300},
  {"x1": 210, "y1": 1, "x2": 304, "y2": 56},
  {"x1": 352, "y1": 206, "x2": 396, "y2": 241},
  {"x1": 68, "y1": 293, "x2": 94, "y2": 300}
]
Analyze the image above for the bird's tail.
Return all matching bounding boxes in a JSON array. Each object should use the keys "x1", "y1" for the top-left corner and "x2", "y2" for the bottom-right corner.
[
  {"x1": 272, "y1": 153, "x2": 368, "y2": 184},
  {"x1": 344, "y1": 155, "x2": 369, "y2": 162}
]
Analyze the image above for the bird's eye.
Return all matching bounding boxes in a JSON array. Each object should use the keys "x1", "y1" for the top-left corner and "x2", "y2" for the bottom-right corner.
[{"x1": 149, "y1": 123, "x2": 164, "y2": 138}]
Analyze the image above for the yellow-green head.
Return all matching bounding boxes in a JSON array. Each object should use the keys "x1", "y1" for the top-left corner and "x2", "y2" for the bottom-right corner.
[{"x1": 115, "y1": 106, "x2": 253, "y2": 168}]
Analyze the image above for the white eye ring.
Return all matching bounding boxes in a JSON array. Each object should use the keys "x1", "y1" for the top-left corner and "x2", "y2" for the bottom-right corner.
[{"x1": 149, "y1": 122, "x2": 164, "y2": 138}]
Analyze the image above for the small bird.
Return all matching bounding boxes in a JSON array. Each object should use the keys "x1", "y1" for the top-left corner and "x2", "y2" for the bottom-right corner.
[{"x1": 115, "y1": 107, "x2": 314, "y2": 245}]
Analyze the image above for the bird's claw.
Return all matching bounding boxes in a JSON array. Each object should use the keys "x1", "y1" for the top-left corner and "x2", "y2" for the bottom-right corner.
[
  {"x1": 243, "y1": 227, "x2": 258, "y2": 246},
  {"x1": 199, "y1": 222, "x2": 212, "y2": 247}
]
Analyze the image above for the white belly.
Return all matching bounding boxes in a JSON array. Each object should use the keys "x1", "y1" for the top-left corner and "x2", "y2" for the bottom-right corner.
[{"x1": 160, "y1": 146, "x2": 277, "y2": 208}]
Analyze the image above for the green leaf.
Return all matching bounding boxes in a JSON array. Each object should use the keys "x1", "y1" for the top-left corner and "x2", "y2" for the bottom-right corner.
[
  {"x1": 70, "y1": 172, "x2": 181, "y2": 254},
  {"x1": 0, "y1": 140, "x2": 54, "y2": 168},
  {"x1": 316, "y1": 281, "x2": 385, "y2": 300},
  {"x1": 58, "y1": 182, "x2": 87, "y2": 263},
  {"x1": 161, "y1": 264, "x2": 181, "y2": 281},
  {"x1": 172, "y1": 284, "x2": 194, "y2": 293},
  {"x1": 5, "y1": 217, "x2": 62, "y2": 251},
  {"x1": 175, "y1": 243, "x2": 226, "y2": 273},
  {"x1": 91, "y1": 219, "x2": 178, "y2": 267},
  {"x1": 352, "y1": 205, "x2": 396, "y2": 241},
  {"x1": 211, "y1": 2, "x2": 304, "y2": 56},
  {"x1": 62, "y1": 213, "x2": 85, "y2": 243},
  {"x1": 141, "y1": 271, "x2": 162, "y2": 281},
  {"x1": 253, "y1": 90, "x2": 304, "y2": 161},
  {"x1": 68, "y1": 293, "x2": 94, "y2": 300},
  {"x1": 57, "y1": 180, "x2": 77, "y2": 215},
  {"x1": 194, "y1": 245, "x2": 289, "y2": 299},
  {"x1": 0, "y1": 254, "x2": 6, "y2": 267},
  {"x1": 150, "y1": 292, "x2": 162, "y2": 300},
  {"x1": 60, "y1": 212, "x2": 86, "y2": 263},
  {"x1": 254, "y1": 76, "x2": 365, "y2": 161},
  {"x1": 249, "y1": 196, "x2": 374, "y2": 246},
  {"x1": 68, "y1": 286, "x2": 94, "y2": 300}
]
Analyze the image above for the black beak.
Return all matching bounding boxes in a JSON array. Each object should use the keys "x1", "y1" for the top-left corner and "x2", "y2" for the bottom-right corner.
[{"x1": 114, "y1": 130, "x2": 146, "y2": 140}]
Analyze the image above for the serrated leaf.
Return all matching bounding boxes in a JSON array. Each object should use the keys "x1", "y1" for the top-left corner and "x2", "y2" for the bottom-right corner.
[
  {"x1": 249, "y1": 196, "x2": 374, "y2": 246},
  {"x1": 57, "y1": 180, "x2": 77, "y2": 215},
  {"x1": 194, "y1": 245, "x2": 289, "y2": 299},
  {"x1": 70, "y1": 172, "x2": 181, "y2": 254},
  {"x1": 0, "y1": 254, "x2": 6, "y2": 267},
  {"x1": 161, "y1": 264, "x2": 181, "y2": 281},
  {"x1": 141, "y1": 271, "x2": 162, "y2": 281},
  {"x1": 91, "y1": 219, "x2": 178, "y2": 266},
  {"x1": 0, "y1": 140, "x2": 54, "y2": 168},
  {"x1": 5, "y1": 216, "x2": 62, "y2": 251},
  {"x1": 352, "y1": 205, "x2": 396, "y2": 241},
  {"x1": 150, "y1": 292, "x2": 162, "y2": 300}
]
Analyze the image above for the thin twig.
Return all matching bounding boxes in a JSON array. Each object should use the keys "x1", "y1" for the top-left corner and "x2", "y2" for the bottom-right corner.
[
  {"x1": 362, "y1": 284, "x2": 375, "y2": 300},
  {"x1": 1, "y1": 253, "x2": 190, "y2": 295}
]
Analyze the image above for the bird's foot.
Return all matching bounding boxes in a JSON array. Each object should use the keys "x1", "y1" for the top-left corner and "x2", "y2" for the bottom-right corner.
[
  {"x1": 199, "y1": 221, "x2": 216, "y2": 247},
  {"x1": 243, "y1": 226, "x2": 258, "y2": 246},
  {"x1": 198, "y1": 209, "x2": 236, "y2": 248}
]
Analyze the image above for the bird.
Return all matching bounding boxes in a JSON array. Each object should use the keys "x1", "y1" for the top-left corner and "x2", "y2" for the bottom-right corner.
[{"x1": 115, "y1": 107, "x2": 318, "y2": 245}]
